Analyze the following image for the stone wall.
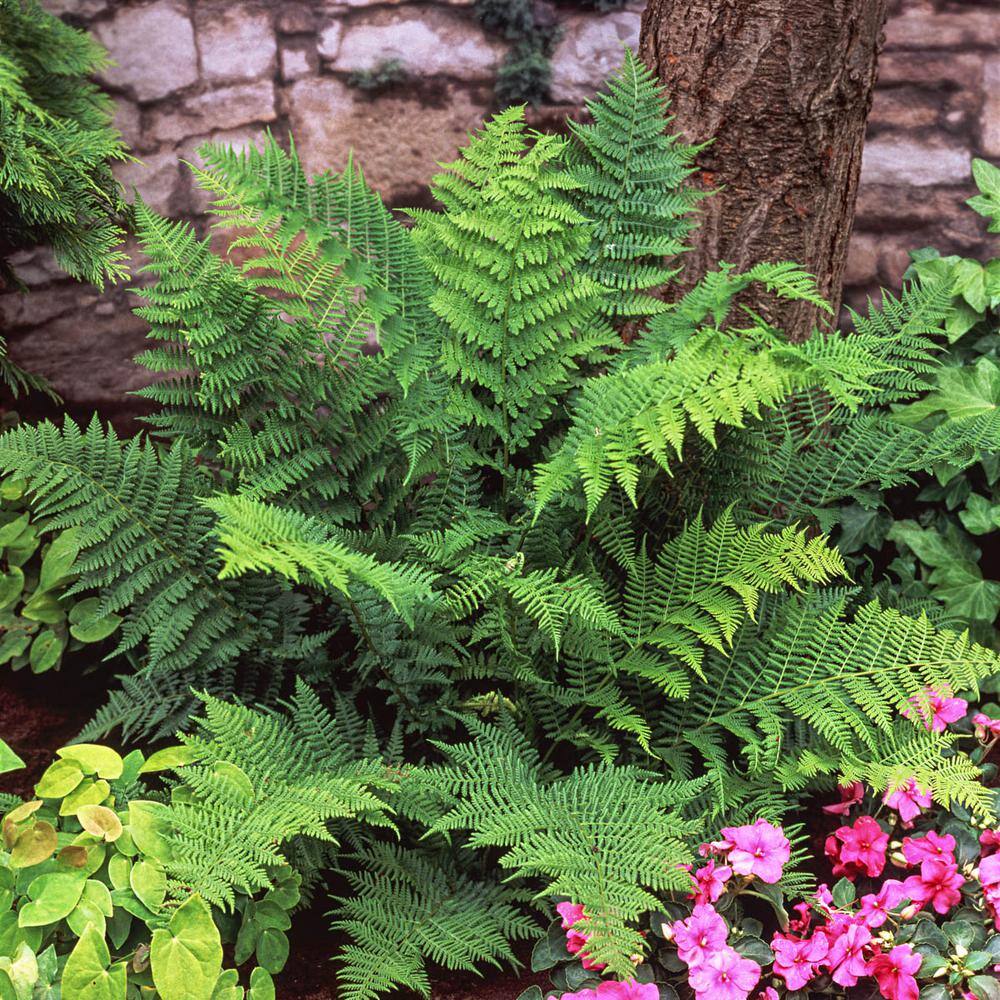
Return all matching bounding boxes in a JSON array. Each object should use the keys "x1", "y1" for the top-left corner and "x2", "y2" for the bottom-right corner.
[{"x1": 2, "y1": 0, "x2": 998, "y2": 422}]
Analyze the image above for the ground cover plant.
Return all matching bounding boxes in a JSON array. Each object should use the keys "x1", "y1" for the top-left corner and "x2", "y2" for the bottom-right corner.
[{"x1": 1, "y1": 44, "x2": 1000, "y2": 1000}]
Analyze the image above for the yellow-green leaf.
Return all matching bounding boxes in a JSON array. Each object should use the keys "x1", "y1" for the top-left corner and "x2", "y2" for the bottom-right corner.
[
  {"x1": 63, "y1": 924, "x2": 126, "y2": 1000},
  {"x1": 35, "y1": 758, "x2": 83, "y2": 799},
  {"x1": 77, "y1": 806, "x2": 123, "y2": 843},
  {"x1": 150, "y1": 895, "x2": 222, "y2": 1000},
  {"x1": 17, "y1": 872, "x2": 86, "y2": 926},
  {"x1": 9, "y1": 822, "x2": 57, "y2": 869},
  {"x1": 57, "y1": 745, "x2": 124, "y2": 780}
]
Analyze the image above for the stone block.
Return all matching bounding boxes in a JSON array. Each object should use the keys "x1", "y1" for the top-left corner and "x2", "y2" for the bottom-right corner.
[
  {"x1": 317, "y1": 21, "x2": 343, "y2": 60},
  {"x1": 147, "y1": 81, "x2": 277, "y2": 145},
  {"x1": 196, "y1": 5, "x2": 277, "y2": 83},
  {"x1": 281, "y1": 45, "x2": 319, "y2": 82},
  {"x1": 843, "y1": 232, "x2": 880, "y2": 286},
  {"x1": 549, "y1": 11, "x2": 642, "y2": 104},
  {"x1": 885, "y1": 6, "x2": 1000, "y2": 49},
  {"x1": 867, "y1": 87, "x2": 940, "y2": 131},
  {"x1": 114, "y1": 147, "x2": 183, "y2": 215},
  {"x1": 860, "y1": 137, "x2": 971, "y2": 187},
  {"x1": 329, "y1": 8, "x2": 502, "y2": 78},
  {"x1": 878, "y1": 52, "x2": 983, "y2": 91},
  {"x1": 983, "y1": 58, "x2": 1000, "y2": 157},
  {"x1": 278, "y1": 5, "x2": 318, "y2": 33},
  {"x1": 94, "y1": 2, "x2": 198, "y2": 102},
  {"x1": 285, "y1": 77, "x2": 488, "y2": 203}
]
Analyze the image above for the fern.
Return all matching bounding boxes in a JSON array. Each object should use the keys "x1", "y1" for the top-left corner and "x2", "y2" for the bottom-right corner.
[
  {"x1": 330, "y1": 844, "x2": 536, "y2": 1000},
  {"x1": 410, "y1": 106, "x2": 616, "y2": 462},
  {"x1": 567, "y1": 48, "x2": 702, "y2": 319}
]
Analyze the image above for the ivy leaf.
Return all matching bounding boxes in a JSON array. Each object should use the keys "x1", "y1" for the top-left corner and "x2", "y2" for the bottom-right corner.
[
  {"x1": 959, "y1": 494, "x2": 1000, "y2": 535},
  {"x1": 894, "y1": 356, "x2": 1000, "y2": 426},
  {"x1": 62, "y1": 924, "x2": 126, "y2": 1000},
  {"x1": 927, "y1": 561, "x2": 1000, "y2": 623},
  {"x1": 150, "y1": 895, "x2": 223, "y2": 1000}
]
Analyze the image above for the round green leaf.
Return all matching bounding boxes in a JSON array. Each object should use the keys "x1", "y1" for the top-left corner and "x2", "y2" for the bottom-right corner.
[
  {"x1": 255, "y1": 928, "x2": 289, "y2": 974},
  {"x1": 58, "y1": 744, "x2": 124, "y2": 780},
  {"x1": 63, "y1": 924, "x2": 126, "y2": 1000},
  {"x1": 138, "y1": 745, "x2": 197, "y2": 775},
  {"x1": 38, "y1": 529, "x2": 78, "y2": 592},
  {"x1": 67, "y1": 880, "x2": 115, "y2": 938},
  {"x1": 0, "y1": 739, "x2": 24, "y2": 777},
  {"x1": 971, "y1": 975, "x2": 1000, "y2": 1000},
  {"x1": 9, "y1": 822, "x2": 57, "y2": 869},
  {"x1": 28, "y1": 629, "x2": 64, "y2": 674},
  {"x1": 17, "y1": 872, "x2": 86, "y2": 926},
  {"x1": 0, "y1": 569, "x2": 24, "y2": 611},
  {"x1": 129, "y1": 860, "x2": 166, "y2": 913},
  {"x1": 77, "y1": 805, "x2": 123, "y2": 843},
  {"x1": 60, "y1": 779, "x2": 111, "y2": 817},
  {"x1": 68, "y1": 599, "x2": 122, "y2": 644},
  {"x1": 0, "y1": 514, "x2": 29, "y2": 547},
  {"x1": 35, "y1": 758, "x2": 83, "y2": 799},
  {"x1": 248, "y1": 968, "x2": 275, "y2": 1000},
  {"x1": 0, "y1": 631, "x2": 31, "y2": 665},
  {"x1": 126, "y1": 801, "x2": 172, "y2": 862},
  {"x1": 150, "y1": 895, "x2": 223, "y2": 1000},
  {"x1": 20, "y1": 592, "x2": 64, "y2": 625}
]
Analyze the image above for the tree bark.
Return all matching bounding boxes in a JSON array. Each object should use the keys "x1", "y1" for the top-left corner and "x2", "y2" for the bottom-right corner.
[{"x1": 639, "y1": 0, "x2": 889, "y2": 339}]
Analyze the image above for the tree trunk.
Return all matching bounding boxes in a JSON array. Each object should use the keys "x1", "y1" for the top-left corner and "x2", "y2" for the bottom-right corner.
[{"x1": 639, "y1": 0, "x2": 889, "y2": 339}]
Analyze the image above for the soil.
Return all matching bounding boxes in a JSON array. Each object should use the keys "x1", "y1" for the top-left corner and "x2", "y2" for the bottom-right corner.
[{"x1": 0, "y1": 666, "x2": 545, "y2": 1000}]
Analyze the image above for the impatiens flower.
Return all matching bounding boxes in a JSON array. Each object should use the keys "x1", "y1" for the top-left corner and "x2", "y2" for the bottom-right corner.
[
  {"x1": 883, "y1": 779, "x2": 932, "y2": 828},
  {"x1": 770, "y1": 931, "x2": 828, "y2": 990},
  {"x1": 719, "y1": 819, "x2": 790, "y2": 884},
  {"x1": 902, "y1": 857, "x2": 964, "y2": 915},
  {"x1": 973, "y1": 712, "x2": 1000, "y2": 738},
  {"x1": 869, "y1": 943, "x2": 921, "y2": 1000},
  {"x1": 689, "y1": 858, "x2": 732, "y2": 904},
  {"x1": 672, "y1": 904, "x2": 728, "y2": 968},
  {"x1": 595, "y1": 981, "x2": 660, "y2": 1000},
  {"x1": 858, "y1": 879, "x2": 906, "y2": 928},
  {"x1": 556, "y1": 901, "x2": 586, "y2": 929},
  {"x1": 902, "y1": 687, "x2": 967, "y2": 732},
  {"x1": 827, "y1": 921, "x2": 872, "y2": 987},
  {"x1": 757, "y1": 991, "x2": 779, "y2": 1000},
  {"x1": 980, "y1": 829, "x2": 1000, "y2": 857},
  {"x1": 566, "y1": 929, "x2": 605, "y2": 971},
  {"x1": 822, "y1": 781, "x2": 864, "y2": 815},
  {"x1": 549, "y1": 992, "x2": 596, "y2": 1000},
  {"x1": 687, "y1": 945, "x2": 761, "y2": 1000},
  {"x1": 900, "y1": 830, "x2": 956, "y2": 866},
  {"x1": 979, "y1": 853, "x2": 1000, "y2": 929},
  {"x1": 834, "y1": 815, "x2": 888, "y2": 878}
]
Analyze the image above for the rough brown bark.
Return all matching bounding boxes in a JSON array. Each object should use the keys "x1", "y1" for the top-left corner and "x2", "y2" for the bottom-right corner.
[{"x1": 639, "y1": 0, "x2": 890, "y2": 339}]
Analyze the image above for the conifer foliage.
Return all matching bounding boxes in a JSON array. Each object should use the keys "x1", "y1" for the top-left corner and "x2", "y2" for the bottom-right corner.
[{"x1": 1, "y1": 53, "x2": 999, "y2": 1000}]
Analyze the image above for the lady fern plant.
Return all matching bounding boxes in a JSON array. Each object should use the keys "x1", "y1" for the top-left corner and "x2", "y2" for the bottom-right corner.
[{"x1": 2, "y1": 55, "x2": 999, "y2": 998}]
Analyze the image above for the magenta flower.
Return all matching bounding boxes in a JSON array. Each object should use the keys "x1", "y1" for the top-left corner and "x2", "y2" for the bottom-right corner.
[
  {"x1": 719, "y1": 819, "x2": 790, "y2": 884},
  {"x1": 902, "y1": 687, "x2": 967, "y2": 732},
  {"x1": 827, "y1": 921, "x2": 872, "y2": 987},
  {"x1": 981, "y1": 852, "x2": 1000, "y2": 889},
  {"x1": 687, "y1": 945, "x2": 761, "y2": 1000},
  {"x1": 900, "y1": 830, "x2": 956, "y2": 866},
  {"x1": 980, "y1": 829, "x2": 1000, "y2": 857},
  {"x1": 902, "y1": 857, "x2": 964, "y2": 915},
  {"x1": 822, "y1": 781, "x2": 864, "y2": 815},
  {"x1": 689, "y1": 858, "x2": 732, "y2": 904},
  {"x1": 556, "y1": 901, "x2": 586, "y2": 929},
  {"x1": 869, "y1": 943, "x2": 921, "y2": 1000},
  {"x1": 834, "y1": 815, "x2": 888, "y2": 878},
  {"x1": 883, "y1": 779, "x2": 932, "y2": 827},
  {"x1": 973, "y1": 712, "x2": 1000, "y2": 738},
  {"x1": 757, "y1": 991, "x2": 779, "y2": 1000},
  {"x1": 770, "y1": 931, "x2": 828, "y2": 990},
  {"x1": 858, "y1": 879, "x2": 905, "y2": 928},
  {"x1": 672, "y1": 903, "x2": 728, "y2": 968},
  {"x1": 595, "y1": 981, "x2": 660, "y2": 1000}
]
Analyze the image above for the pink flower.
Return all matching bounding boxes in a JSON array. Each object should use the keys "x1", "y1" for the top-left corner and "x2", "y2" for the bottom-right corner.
[
  {"x1": 902, "y1": 687, "x2": 967, "y2": 732},
  {"x1": 858, "y1": 879, "x2": 906, "y2": 928},
  {"x1": 827, "y1": 921, "x2": 872, "y2": 987},
  {"x1": 869, "y1": 943, "x2": 921, "y2": 1000},
  {"x1": 835, "y1": 815, "x2": 888, "y2": 878},
  {"x1": 980, "y1": 829, "x2": 1000, "y2": 857},
  {"x1": 556, "y1": 901, "x2": 586, "y2": 929},
  {"x1": 719, "y1": 819, "x2": 790, "y2": 884},
  {"x1": 672, "y1": 904, "x2": 728, "y2": 968},
  {"x1": 883, "y1": 779, "x2": 932, "y2": 827},
  {"x1": 980, "y1": 852, "x2": 1000, "y2": 888},
  {"x1": 900, "y1": 830, "x2": 956, "y2": 866},
  {"x1": 822, "y1": 781, "x2": 864, "y2": 815},
  {"x1": 687, "y1": 945, "x2": 761, "y2": 1000},
  {"x1": 595, "y1": 982, "x2": 660, "y2": 1000},
  {"x1": 973, "y1": 712, "x2": 1000, "y2": 738},
  {"x1": 902, "y1": 858, "x2": 964, "y2": 914},
  {"x1": 770, "y1": 931, "x2": 828, "y2": 990},
  {"x1": 757, "y1": 991, "x2": 779, "y2": 1000},
  {"x1": 689, "y1": 859, "x2": 732, "y2": 904}
]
